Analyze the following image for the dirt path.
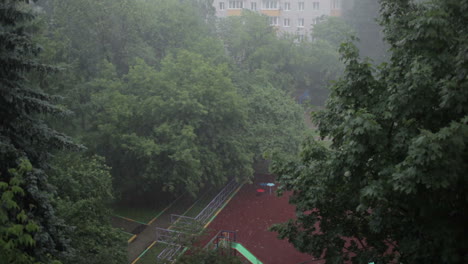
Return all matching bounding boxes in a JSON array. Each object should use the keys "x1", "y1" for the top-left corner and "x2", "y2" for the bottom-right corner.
[{"x1": 127, "y1": 193, "x2": 195, "y2": 263}]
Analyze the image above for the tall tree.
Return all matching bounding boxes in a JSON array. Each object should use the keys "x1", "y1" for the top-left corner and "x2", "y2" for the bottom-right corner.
[
  {"x1": 242, "y1": 83, "x2": 306, "y2": 162},
  {"x1": 48, "y1": 153, "x2": 126, "y2": 264},
  {"x1": 0, "y1": 0, "x2": 76, "y2": 262},
  {"x1": 86, "y1": 53, "x2": 252, "y2": 200},
  {"x1": 272, "y1": 0, "x2": 468, "y2": 263},
  {"x1": 219, "y1": 11, "x2": 342, "y2": 105},
  {"x1": 312, "y1": 16, "x2": 355, "y2": 48}
]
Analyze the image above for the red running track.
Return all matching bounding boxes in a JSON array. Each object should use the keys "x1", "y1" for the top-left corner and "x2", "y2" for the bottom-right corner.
[{"x1": 201, "y1": 174, "x2": 324, "y2": 264}]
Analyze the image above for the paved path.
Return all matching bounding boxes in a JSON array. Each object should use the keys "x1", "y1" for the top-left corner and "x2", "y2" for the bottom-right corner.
[{"x1": 127, "y1": 193, "x2": 195, "y2": 263}]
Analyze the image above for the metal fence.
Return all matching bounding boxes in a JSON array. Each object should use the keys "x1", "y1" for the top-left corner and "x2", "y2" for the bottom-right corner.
[
  {"x1": 156, "y1": 178, "x2": 242, "y2": 262},
  {"x1": 157, "y1": 244, "x2": 182, "y2": 262},
  {"x1": 195, "y1": 179, "x2": 241, "y2": 224},
  {"x1": 170, "y1": 214, "x2": 202, "y2": 233},
  {"x1": 155, "y1": 228, "x2": 191, "y2": 245},
  {"x1": 170, "y1": 214, "x2": 198, "y2": 226}
]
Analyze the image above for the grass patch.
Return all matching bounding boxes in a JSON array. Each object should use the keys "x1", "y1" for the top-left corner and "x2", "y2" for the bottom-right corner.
[
  {"x1": 137, "y1": 243, "x2": 170, "y2": 264},
  {"x1": 113, "y1": 204, "x2": 165, "y2": 224}
]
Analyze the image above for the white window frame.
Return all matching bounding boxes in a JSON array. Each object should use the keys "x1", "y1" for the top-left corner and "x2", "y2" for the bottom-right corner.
[
  {"x1": 219, "y1": 2, "x2": 225, "y2": 10},
  {"x1": 251, "y1": 2, "x2": 257, "y2": 10},
  {"x1": 283, "y1": 18, "x2": 290, "y2": 27},
  {"x1": 313, "y1": 2, "x2": 320, "y2": 10},
  {"x1": 263, "y1": 1, "x2": 278, "y2": 10},
  {"x1": 269, "y1": 16, "x2": 279, "y2": 26},
  {"x1": 331, "y1": 0, "x2": 340, "y2": 9},
  {"x1": 228, "y1": 1, "x2": 243, "y2": 9},
  {"x1": 298, "y1": 2, "x2": 304, "y2": 11},
  {"x1": 284, "y1": 2, "x2": 290, "y2": 11},
  {"x1": 314, "y1": 17, "x2": 322, "y2": 25},
  {"x1": 297, "y1": 18, "x2": 304, "y2": 27},
  {"x1": 297, "y1": 34, "x2": 305, "y2": 42}
]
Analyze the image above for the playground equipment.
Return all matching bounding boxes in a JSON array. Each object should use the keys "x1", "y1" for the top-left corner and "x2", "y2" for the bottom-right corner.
[
  {"x1": 215, "y1": 230, "x2": 237, "y2": 256},
  {"x1": 207, "y1": 230, "x2": 263, "y2": 264},
  {"x1": 231, "y1": 242, "x2": 263, "y2": 264},
  {"x1": 259, "y1": 182, "x2": 275, "y2": 194}
]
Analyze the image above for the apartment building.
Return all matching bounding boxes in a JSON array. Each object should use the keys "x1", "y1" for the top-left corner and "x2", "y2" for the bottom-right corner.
[{"x1": 213, "y1": 0, "x2": 343, "y2": 40}]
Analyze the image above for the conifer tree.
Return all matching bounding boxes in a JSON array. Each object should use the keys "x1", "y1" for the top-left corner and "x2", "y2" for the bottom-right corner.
[{"x1": 0, "y1": 1, "x2": 75, "y2": 262}]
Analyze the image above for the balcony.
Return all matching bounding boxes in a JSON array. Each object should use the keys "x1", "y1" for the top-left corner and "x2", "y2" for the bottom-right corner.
[
  {"x1": 260, "y1": 9, "x2": 281, "y2": 16},
  {"x1": 330, "y1": 9, "x2": 342, "y2": 17},
  {"x1": 227, "y1": 9, "x2": 243, "y2": 16}
]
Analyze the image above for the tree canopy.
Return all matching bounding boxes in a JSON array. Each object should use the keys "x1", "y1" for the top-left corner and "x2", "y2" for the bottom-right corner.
[
  {"x1": 272, "y1": 0, "x2": 468, "y2": 263},
  {"x1": 1, "y1": 0, "x2": 367, "y2": 262},
  {"x1": 218, "y1": 11, "x2": 343, "y2": 105},
  {"x1": 48, "y1": 153, "x2": 126, "y2": 264},
  {"x1": 31, "y1": 1, "x2": 311, "y2": 205},
  {"x1": 0, "y1": 0, "x2": 76, "y2": 262}
]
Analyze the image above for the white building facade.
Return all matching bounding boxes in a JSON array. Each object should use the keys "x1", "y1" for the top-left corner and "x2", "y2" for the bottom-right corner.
[{"x1": 212, "y1": 0, "x2": 343, "y2": 40}]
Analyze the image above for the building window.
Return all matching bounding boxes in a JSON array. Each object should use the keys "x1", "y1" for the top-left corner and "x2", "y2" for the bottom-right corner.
[
  {"x1": 219, "y1": 2, "x2": 225, "y2": 10},
  {"x1": 263, "y1": 1, "x2": 278, "y2": 9},
  {"x1": 269, "y1": 16, "x2": 279, "y2": 26},
  {"x1": 312, "y1": 17, "x2": 319, "y2": 25},
  {"x1": 251, "y1": 2, "x2": 257, "y2": 10},
  {"x1": 229, "y1": 1, "x2": 243, "y2": 9},
  {"x1": 284, "y1": 2, "x2": 290, "y2": 11},
  {"x1": 331, "y1": 0, "x2": 340, "y2": 9},
  {"x1": 283, "y1": 18, "x2": 290, "y2": 27},
  {"x1": 298, "y1": 2, "x2": 304, "y2": 11},
  {"x1": 298, "y1": 18, "x2": 304, "y2": 27},
  {"x1": 313, "y1": 2, "x2": 319, "y2": 10}
]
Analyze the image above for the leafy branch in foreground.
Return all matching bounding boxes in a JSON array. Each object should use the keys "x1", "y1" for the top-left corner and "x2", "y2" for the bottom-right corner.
[{"x1": 272, "y1": 0, "x2": 468, "y2": 263}]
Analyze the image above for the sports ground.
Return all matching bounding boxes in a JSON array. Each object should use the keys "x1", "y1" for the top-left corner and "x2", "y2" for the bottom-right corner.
[
  {"x1": 115, "y1": 174, "x2": 325, "y2": 263},
  {"x1": 199, "y1": 174, "x2": 323, "y2": 264}
]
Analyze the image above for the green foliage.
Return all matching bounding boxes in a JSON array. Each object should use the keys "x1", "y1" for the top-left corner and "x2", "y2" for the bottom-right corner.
[
  {"x1": 85, "y1": 53, "x2": 252, "y2": 199},
  {"x1": 1, "y1": 0, "x2": 76, "y2": 262},
  {"x1": 312, "y1": 16, "x2": 355, "y2": 48},
  {"x1": 41, "y1": 0, "x2": 211, "y2": 76},
  {"x1": 35, "y1": 0, "x2": 307, "y2": 203},
  {"x1": 0, "y1": 159, "x2": 39, "y2": 264},
  {"x1": 272, "y1": 0, "x2": 468, "y2": 263},
  {"x1": 218, "y1": 11, "x2": 343, "y2": 105},
  {"x1": 243, "y1": 84, "x2": 306, "y2": 161},
  {"x1": 48, "y1": 153, "x2": 126, "y2": 264}
]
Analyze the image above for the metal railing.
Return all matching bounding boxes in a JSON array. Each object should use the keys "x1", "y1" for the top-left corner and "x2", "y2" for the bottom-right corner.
[
  {"x1": 170, "y1": 214, "x2": 203, "y2": 233},
  {"x1": 195, "y1": 179, "x2": 241, "y2": 224},
  {"x1": 156, "y1": 178, "x2": 242, "y2": 262},
  {"x1": 157, "y1": 244, "x2": 182, "y2": 262},
  {"x1": 155, "y1": 228, "x2": 187, "y2": 245}
]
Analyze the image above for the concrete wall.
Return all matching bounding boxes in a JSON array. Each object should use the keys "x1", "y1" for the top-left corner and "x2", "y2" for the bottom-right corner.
[{"x1": 212, "y1": 0, "x2": 342, "y2": 40}]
